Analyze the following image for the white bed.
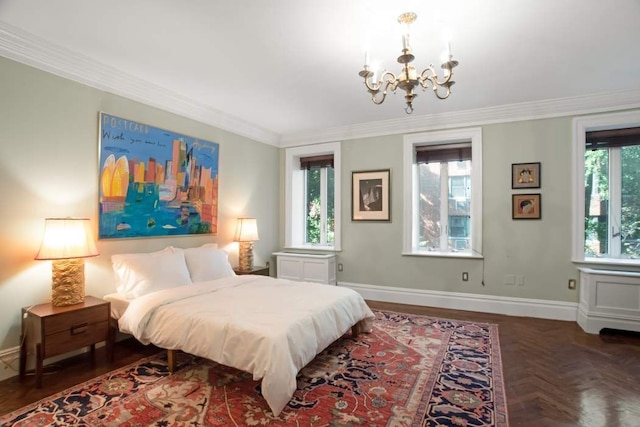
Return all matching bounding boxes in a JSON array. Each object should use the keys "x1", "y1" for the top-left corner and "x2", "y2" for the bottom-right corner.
[{"x1": 104, "y1": 246, "x2": 375, "y2": 416}]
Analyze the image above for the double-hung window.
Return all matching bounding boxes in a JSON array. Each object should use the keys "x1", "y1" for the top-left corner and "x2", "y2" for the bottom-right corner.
[
  {"x1": 403, "y1": 128, "x2": 482, "y2": 257},
  {"x1": 300, "y1": 155, "x2": 335, "y2": 246},
  {"x1": 284, "y1": 142, "x2": 341, "y2": 250},
  {"x1": 584, "y1": 128, "x2": 640, "y2": 258},
  {"x1": 574, "y1": 111, "x2": 640, "y2": 263}
]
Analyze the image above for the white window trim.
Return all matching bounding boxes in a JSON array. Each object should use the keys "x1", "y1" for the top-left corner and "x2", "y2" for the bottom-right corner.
[
  {"x1": 572, "y1": 110, "x2": 640, "y2": 266},
  {"x1": 402, "y1": 127, "x2": 483, "y2": 258},
  {"x1": 285, "y1": 142, "x2": 341, "y2": 251}
]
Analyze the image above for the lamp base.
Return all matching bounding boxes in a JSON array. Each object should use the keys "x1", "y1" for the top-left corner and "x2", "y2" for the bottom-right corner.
[
  {"x1": 51, "y1": 259, "x2": 85, "y2": 307},
  {"x1": 238, "y1": 241, "x2": 255, "y2": 272}
]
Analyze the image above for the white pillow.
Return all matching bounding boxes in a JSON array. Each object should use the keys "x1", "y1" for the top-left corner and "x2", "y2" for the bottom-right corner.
[
  {"x1": 181, "y1": 244, "x2": 236, "y2": 282},
  {"x1": 112, "y1": 247, "x2": 193, "y2": 298}
]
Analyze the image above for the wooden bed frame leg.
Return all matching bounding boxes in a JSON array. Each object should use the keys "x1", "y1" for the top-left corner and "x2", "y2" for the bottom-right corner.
[
  {"x1": 351, "y1": 321, "x2": 362, "y2": 338},
  {"x1": 167, "y1": 349, "x2": 176, "y2": 373}
]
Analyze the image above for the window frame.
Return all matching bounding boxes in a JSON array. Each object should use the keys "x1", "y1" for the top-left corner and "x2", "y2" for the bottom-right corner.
[
  {"x1": 403, "y1": 128, "x2": 483, "y2": 258},
  {"x1": 285, "y1": 142, "x2": 341, "y2": 251},
  {"x1": 572, "y1": 110, "x2": 640, "y2": 266}
]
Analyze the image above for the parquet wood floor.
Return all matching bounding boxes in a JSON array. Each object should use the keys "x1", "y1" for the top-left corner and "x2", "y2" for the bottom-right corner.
[{"x1": 1, "y1": 301, "x2": 639, "y2": 426}]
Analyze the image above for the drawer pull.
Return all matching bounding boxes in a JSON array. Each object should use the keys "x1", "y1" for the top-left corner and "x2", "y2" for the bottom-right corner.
[{"x1": 70, "y1": 323, "x2": 88, "y2": 335}]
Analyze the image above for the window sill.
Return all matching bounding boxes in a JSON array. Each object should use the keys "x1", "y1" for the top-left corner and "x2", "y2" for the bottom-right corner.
[
  {"x1": 402, "y1": 251, "x2": 483, "y2": 260},
  {"x1": 284, "y1": 245, "x2": 340, "y2": 253},
  {"x1": 573, "y1": 257, "x2": 640, "y2": 269}
]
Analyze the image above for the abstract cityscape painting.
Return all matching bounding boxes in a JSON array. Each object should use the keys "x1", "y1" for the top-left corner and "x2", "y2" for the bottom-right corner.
[{"x1": 98, "y1": 112, "x2": 219, "y2": 239}]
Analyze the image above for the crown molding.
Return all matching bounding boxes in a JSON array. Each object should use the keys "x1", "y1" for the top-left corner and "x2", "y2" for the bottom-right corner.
[
  {"x1": 3, "y1": 22, "x2": 640, "y2": 149},
  {"x1": 279, "y1": 89, "x2": 640, "y2": 147},
  {"x1": 0, "y1": 22, "x2": 280, "y2": 146}
]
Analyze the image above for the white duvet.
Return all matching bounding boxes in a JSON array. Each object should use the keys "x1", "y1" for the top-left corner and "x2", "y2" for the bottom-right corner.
[{"x1": 118, "y1": 275, "x2": 375, "y2": 416}]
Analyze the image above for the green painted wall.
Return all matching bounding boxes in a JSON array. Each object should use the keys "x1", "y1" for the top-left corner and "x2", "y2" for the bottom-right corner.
[
  {"x1": 290, "y1": 118, "x2": 580, "y2": 303},
  {"x1": 0, "y1": 57, "x2": 279, "y2": 351}
]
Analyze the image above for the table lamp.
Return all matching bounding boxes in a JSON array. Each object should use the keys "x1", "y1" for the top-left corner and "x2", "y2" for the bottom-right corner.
[
  {"x1": 234, "y1": 218, "x2": 259, "y2": 271},
  {"x1": 35, "y1": 218, "x2": 99, "y2": 307}
]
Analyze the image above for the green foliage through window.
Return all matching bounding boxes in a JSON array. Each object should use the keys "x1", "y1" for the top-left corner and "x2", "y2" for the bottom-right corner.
[
  {"x1": 305, "y1": 167, "x2": 335, "y2": 245},
  {"x1": 585, "y1": 144, "x2": 640, "y2": 258}
]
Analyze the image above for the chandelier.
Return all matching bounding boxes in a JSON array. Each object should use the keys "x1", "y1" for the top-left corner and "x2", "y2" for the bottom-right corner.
[{"x1": 358, "y1": 12, "x2": 458, "y2": 114}]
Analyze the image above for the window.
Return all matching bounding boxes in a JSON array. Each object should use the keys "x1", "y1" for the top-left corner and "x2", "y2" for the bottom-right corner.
[
  {"x1": 285, "y1": 142, "x2": 341, "y2": 250},
  {"x1": 574, "y1": 111, "x2": 640, "y2": 264},
  {"x1": 301, "y1": 155, "x2": 335, "y2": 246},
  {"x1": 403, "y1": 128, "x2": 482, "y2": 257}
]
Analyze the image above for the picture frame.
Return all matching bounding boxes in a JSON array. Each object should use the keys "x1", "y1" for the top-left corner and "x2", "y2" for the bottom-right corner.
[
  {"x1": 512, "y1": 193, "x2": 541, "y2": 220},
  {"x1": 98, "y1": 112, "x2": 220, "y2": 239},
  {"x1": 512, "y1": 162, "x2": 541, "y2": 189},
  {"x1": 352, "y1": 169, "x2": 390, "y2": 221}
]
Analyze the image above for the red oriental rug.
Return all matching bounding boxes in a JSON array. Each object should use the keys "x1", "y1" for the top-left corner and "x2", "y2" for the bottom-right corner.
[{"x1": 1, "y1": 310, "x2": 508, "y2": 426}]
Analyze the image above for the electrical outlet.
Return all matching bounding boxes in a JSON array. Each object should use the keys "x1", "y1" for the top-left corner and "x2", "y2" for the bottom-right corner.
[
  {"x1": 516, "y1": 275, "x2": 525, "y2": 286},
  {"x1": 568, "y1": 279, "x2": 577, "y2": 290},
  {"x1": 337, "y1": 263, "x2": 343, "y2": 272},
  {"x1": 462, "y1": 272, "x2": 469, "y2": 281}
]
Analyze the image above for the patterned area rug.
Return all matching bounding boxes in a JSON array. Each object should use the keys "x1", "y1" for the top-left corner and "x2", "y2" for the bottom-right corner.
[{"x1": 1, "y1": 310, "x2": 508, "y2": 426}]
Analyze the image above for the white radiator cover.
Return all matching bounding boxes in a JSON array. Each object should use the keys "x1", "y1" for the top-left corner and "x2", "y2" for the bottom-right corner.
[
  {"x1": 577, "y1": 268, "x2": 640, "y2": 334},
  {"x1": 273, "y1": 252, "x2": 336, "y2": 285}
]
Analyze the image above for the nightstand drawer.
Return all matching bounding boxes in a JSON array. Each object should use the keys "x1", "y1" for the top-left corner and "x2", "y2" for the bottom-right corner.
[
  {"x1": 43, "y1": 305, "x2": 109, "y2": 335},
  {"x1": 44, "y1": 320, "x2": 109, "y2": 358}
]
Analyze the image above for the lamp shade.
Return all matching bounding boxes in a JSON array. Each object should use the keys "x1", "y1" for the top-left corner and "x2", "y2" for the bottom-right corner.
[
  {"x1": 233, "y1": 218, "x2": 259, "y2": 242},
  {"x1": 35, "y1": 218, "x2": 99, "y2": 260}
]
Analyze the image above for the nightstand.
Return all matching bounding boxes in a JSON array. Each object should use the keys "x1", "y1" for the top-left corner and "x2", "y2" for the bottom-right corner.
[
  {"x1": 234, "y1": 266, "x2": 270, "y2": 276},
  {"x1": 20, "y1": 296, "x2": 112, "y2": 388}
]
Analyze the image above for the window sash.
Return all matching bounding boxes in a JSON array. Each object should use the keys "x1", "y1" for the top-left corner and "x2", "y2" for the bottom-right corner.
[
  {"x1": 584, "y1": 145, "x2": 640, "y2": 259},
  {"x1": 303, "y1": 163, "x2": 334, "y2": 246},
  {"x1": 417, "y1": 158, "x2": 472, "y2": 253}
]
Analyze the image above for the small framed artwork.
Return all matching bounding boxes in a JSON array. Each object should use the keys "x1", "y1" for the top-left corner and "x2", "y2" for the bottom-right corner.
[
  {"x1": 352, "y1": 169, "x2": 390, "y2": 221},
  {"x1": 512, "y1": 194, "x2": 541, "y2": 220},
  {"x1": 512, "y1": 162, "x2": 541, "y2": 189}
]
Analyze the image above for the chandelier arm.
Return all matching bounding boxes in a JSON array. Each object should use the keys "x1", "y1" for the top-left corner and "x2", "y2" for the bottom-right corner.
[
  {"x1": 370, "y1": 79, "x2": 398, "y2": 105},
  {"x1": 363, "y1": 71, "x2": 398, "y2": 92},
  {"x1": 432, "y1": 85, "x2": 452, "y2": 100},
  {"x1": 417, "y1": 69, "x2": 435, "y2": 90},
  {"x1": 430, "y1": 71, "x2": 455, "y2": 86},
  {"x1": 423, "y1": 76, "x2": 452, "y2": 99},
  {"x1": 418, "y1": 72, "x2": 453, "y2": 100},
  {"x1": 432, "y1": 58, "x2": 458, "y2": 86}
]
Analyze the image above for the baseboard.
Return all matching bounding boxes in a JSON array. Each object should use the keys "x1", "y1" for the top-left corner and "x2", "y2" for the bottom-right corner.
[
  {"x1": 0, "y1": 346, "x2": 20, "y2": 382},
  {"x1": 340, "y1": 281, "x2": 578, "y2": 322}
]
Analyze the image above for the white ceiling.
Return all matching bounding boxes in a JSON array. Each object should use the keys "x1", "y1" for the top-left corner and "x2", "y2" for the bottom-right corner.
[{"x1": 1, "y1": 0, "x2": 640, "y2": 146}]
